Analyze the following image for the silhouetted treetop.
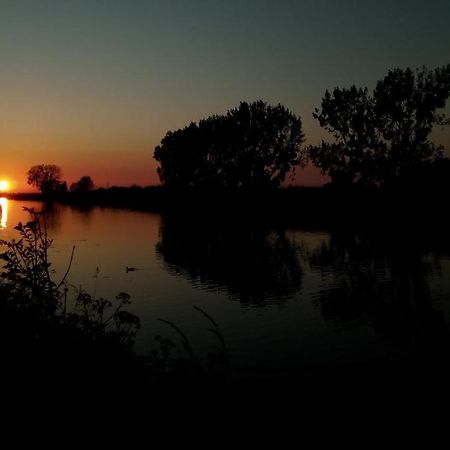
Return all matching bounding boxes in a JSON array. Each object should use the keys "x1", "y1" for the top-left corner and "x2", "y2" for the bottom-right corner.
[
  {"x1": 70, "y1": 176, "x2": 95, "y2": 194},
  {"x1": 27, "y1": 164, "x2": 66, "y2": 195},
  {"x1": 310, "y1": 86, "x2": 378, "y2": 186},
  {"x1": 154, "y1": 101, "x2": 305, "y2": 189},
  {"x1": 309, "y1": 65, "x2": 450, "y2": 187}
]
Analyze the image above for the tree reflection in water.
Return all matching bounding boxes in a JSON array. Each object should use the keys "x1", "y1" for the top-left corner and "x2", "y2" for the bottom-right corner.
[
  {"x1": 157, "y1": 212, "x2": 450, "y2": 378},
  {"x1": 308, "y1": 228, "x2": 450, "y2": 349},
  {"x1": 157, "y1": 213, "x2": 450, "y2": 349},
  {"x1": 156, "y1": 214, "x2": 303, "y2": 306}
]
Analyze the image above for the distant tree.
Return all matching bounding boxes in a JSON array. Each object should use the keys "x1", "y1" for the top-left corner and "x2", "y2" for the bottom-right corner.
[
  {"x1": 309, "y1": 65, "x2": 450, "y2": 187},
  {"x1": 70, "y1": 176, "x2": 95, "y2": 194},
  {"x1": 154, "y1": 101, "x2": 305, "y2": 189},
  {"x1": 27, "y1": 164, "x2": 65, "y2": 195}
]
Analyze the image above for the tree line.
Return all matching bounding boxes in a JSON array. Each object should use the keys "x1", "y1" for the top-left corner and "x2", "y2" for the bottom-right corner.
[
  {"x1": 27, "y1": 65, "x2": 450, "y2": 195},
  {"x1": 27, "y1": 166, "x2": 95, "y2": 195},
  {"x1": 155, "y1": 65, "x2": 450, "y2": 190}
]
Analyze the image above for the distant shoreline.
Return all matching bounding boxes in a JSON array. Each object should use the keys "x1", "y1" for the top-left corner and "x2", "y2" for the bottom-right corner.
[
  {"x1": 4, "y1": 193, "x2": 43, "y2": 201},
  {"x1": 4, "y1": 185, "x2": 449, "y2": 230}
]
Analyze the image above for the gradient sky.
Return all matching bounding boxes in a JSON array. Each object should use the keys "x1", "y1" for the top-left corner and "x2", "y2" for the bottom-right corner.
[{"x1": 1, "y1": 0, "x2": 449, "y2": 191}]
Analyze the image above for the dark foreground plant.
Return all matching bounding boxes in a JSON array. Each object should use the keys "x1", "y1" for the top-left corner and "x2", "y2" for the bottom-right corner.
[
  {"x1": 0, "y1": 208, "x2": 144, "y2": 403},
  {"x1": 0, "y1": 207, "x2": 230, "y2": 397},
  {"x1": 0, "y1": 208, "x2": 141, "y2": 347},
  {"x1": 155, "y1": 305, "x2": 231, "y2": 385}
]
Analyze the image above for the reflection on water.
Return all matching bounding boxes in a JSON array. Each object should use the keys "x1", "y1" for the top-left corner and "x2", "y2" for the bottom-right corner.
[
  {"x1": 156, "y1": 214, "x2": 303, "y2": 305},
  {"x1": 156, "y1": 215, "x2": 450, "y2": 343},
  {"x1": 2, "y1": 199, "x2": 450, "y2": 386},
  {"x1": 155, "y1": 212, "x2": 450, "y2": 374},
  {"x1": 308, "y1": 229, "x2": 450, "y2": 347},
  {"x1": 0, "y1": 197, "x2": 7, "y2": 229}
]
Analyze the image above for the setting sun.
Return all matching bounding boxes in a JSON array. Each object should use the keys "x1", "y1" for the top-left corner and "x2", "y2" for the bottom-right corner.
[{"x1": 0, "y1": 180, "x2": 10, "y2": 192}]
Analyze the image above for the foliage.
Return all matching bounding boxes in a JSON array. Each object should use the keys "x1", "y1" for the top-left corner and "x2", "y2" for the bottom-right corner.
[
  {"x1": 70, "y1": 176, "x2": 95, "y2": 194},
  {"x1": 309, "y1": 86, "x2": 379, "y2": 186},
  {"x1": 154, "y1": 101, "x2": 305, "y2": 189},
  {"x1": 0, "y1": 207, "x2": 230, "y2": 391},
  {"x1": 0, "y1": 208, "x2": 140, "y2": 349},
  {"x1": 373, "y1": 66, "x2": 449, "y2": 182},
  {"x1": 309, "y1": 65, "x2": 450, "y2": 187},
  {"x1": 27, "y1": 164, "x2": 66, "y2": 195},
  {"x1": 0, "y1": 211, "x2": 58, "y2": 319}
]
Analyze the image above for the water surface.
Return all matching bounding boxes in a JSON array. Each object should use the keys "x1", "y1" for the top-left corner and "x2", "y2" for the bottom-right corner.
[{"x1": 2, "y1": 198, "x2": 450, "y2": 387}]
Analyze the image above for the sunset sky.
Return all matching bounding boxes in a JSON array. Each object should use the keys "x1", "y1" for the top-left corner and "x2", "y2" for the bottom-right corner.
[{"x1": 1, "y1": 0, "x2": 449, "y2": 192}]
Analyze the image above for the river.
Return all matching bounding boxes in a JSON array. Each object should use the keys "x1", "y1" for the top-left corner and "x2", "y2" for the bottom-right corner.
[{"x1": 2, "y1": 198, "x2": 450, "y2": 387}]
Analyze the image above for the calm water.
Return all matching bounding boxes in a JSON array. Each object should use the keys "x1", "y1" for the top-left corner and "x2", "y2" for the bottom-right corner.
[{"x1": 2, "y1": 198, "x2": 450, "y2": 385}]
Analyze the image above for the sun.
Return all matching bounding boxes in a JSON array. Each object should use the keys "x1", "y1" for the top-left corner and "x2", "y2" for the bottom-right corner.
[{"x1": 0, "y1": 180, "x2": 10, "y2": 192}]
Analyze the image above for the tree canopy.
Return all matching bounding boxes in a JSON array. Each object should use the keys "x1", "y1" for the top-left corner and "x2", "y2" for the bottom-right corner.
[
  {"x1": 309, "y1": 65, "x2": 450, "y2": 187},
  {"x1": 154, "y1": 101, "x2": 305, "y2": 189},
  {"x1": 70, "y1": 176, "x2": 95, "y2": 194},
  {"x1": 27, "y1": 164, "x2": 65, "y2": 195}
]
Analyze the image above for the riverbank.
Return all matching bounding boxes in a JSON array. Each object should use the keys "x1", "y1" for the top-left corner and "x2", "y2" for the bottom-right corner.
[{"x1": 6, "y1": 183, "x2": 450, "y2": 229}]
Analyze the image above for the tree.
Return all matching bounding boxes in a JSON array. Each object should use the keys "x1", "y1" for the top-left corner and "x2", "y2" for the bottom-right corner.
[
  {"x1": 373, "y1": 66, "x2": 450, "y2": 184},
  {"x1": 27, "y1": 164, "x2": 64, "y2": 195},
  {"x1": 154, "y1": 101, "x2": 305, "y2": 189},
  {"x1": 309, "y1": 65, "x2": 450, "y2": 187},
  {"x1": 70, "y1": 176, "x2": 95, "y2": 194},
  {"x1": 309, "y1": 86, "x2": 378, "y2": 186}
]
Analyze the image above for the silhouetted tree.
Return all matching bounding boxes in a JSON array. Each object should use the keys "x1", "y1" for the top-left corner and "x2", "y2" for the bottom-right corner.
[
  {"x1": 154, "y1": 101, "x2": 305, "y2": 189},
  {"x1": 70, "y1": 176, "x2": 95, "y2": 194},
  {"x1": 309, "y1": 65, "x2": 450, "y2": 187},
  {"x1": 59, "y1": 181, "x2": 68, "y2": 193},
  {"x1": 309, "y1": 86, "x2": 378, "y2": 186},
  {"x1": 27, "y1": 164, "x2": 65, "y2": 195},
  {"x1": 374, "y1": 66, "x2": 450, "y2": 186}
]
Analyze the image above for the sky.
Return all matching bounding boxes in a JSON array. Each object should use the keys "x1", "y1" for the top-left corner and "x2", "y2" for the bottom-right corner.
[{"x1": 0, "y1": 0, "x2": 449, "y2": 191}]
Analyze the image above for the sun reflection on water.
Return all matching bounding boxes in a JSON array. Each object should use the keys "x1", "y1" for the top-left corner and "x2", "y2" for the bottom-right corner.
[{"x1": 0, "y1": 197, "x2": 8, "y2": 229}]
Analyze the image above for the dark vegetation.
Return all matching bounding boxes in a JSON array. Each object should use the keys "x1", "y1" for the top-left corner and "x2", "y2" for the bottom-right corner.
[
  {"x1": 0, "y1": 211, "x2": 139, "y2": 395},
  {"x1": 70, "y1": 175, "x2": 95, "y2": 193},
  {"x1": 8, "y1": 167, "x2": 450, "y2": 232},
  {"x1": 309, "y1": 66, "x2": 450, "y2": 188},
  {"x1": 27, "y1": 164, "x2": 67, "y2": 195},
  {"x1": 154, "y1": 100, "x2": 305, "y2": 189},
  {"x1": 0, "y1": 209, "x2": 231, "y2": 403}
]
